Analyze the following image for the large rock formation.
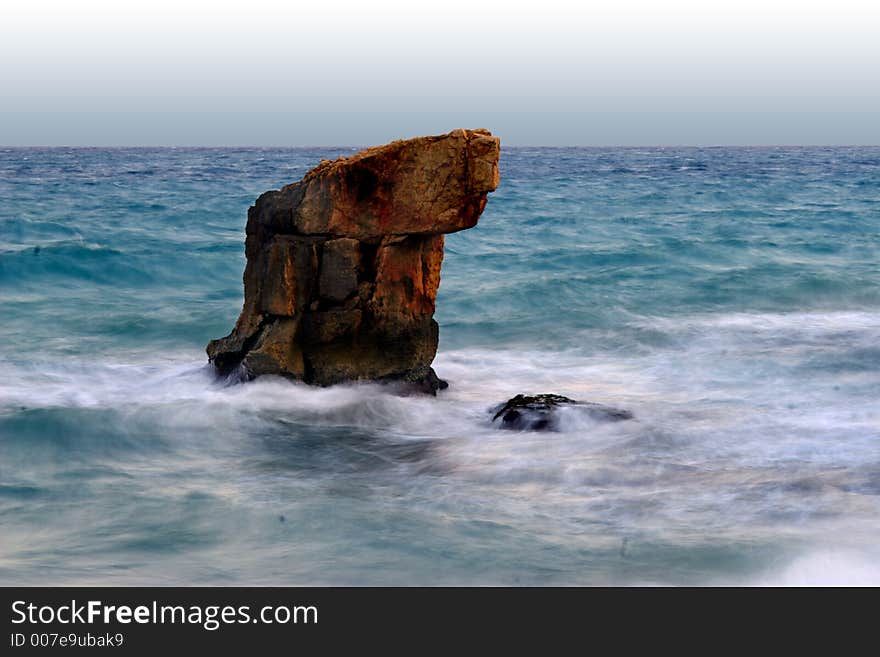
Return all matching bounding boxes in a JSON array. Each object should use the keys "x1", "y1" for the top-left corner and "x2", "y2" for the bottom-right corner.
[{"x1": 207, "y1": 129, "x2": 500, "y2": 392}]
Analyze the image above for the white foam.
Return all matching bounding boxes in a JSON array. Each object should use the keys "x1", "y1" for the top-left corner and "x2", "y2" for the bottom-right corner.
[
  {"x1": 752, "y1": 550, "x2": 880, "y2": 586},
  {"x1": 2, "y1": 307, "x2": 878, "y2": 571}
]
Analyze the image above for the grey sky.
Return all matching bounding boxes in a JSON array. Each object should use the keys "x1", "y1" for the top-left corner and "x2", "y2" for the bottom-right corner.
[{"x1": 2, "y1": 1, "x2": 878, "y2": 146}]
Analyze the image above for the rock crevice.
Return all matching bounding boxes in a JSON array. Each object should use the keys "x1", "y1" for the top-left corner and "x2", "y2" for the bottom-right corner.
[{"x1": 207, "y1": 129, "x2": 500, "y2": 392}]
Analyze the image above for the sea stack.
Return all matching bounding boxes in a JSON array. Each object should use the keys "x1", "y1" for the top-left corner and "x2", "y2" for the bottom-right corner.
[{"x1": 206, "y1": 129, "x2": 501, "y2": 393}]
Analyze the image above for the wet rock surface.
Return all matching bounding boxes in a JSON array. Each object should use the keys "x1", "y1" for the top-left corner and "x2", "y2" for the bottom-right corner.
[
  {"x1": 490, "y1": 394, "x2": 634, "y2": 431},
  {"x1": 207, "y1": 129, "x2": 500, "y2": 393}
]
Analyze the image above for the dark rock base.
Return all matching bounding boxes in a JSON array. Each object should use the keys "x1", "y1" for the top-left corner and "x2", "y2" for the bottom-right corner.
[{"x1": 490, "y1": 393, "x2": 634, "y2": 431}]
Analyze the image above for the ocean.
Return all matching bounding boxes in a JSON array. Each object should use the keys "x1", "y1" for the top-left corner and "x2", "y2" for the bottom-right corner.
[{"x1": 1, "y1": 146, "x2": 878, "y2": 585}]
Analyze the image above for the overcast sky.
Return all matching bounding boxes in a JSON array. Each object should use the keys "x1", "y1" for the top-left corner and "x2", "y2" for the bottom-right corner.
[{"x1": 1, "y1": 0, "x2": 878, "y2": 146}]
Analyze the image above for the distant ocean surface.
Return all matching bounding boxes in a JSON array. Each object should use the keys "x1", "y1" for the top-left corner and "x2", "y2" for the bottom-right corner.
[{"x1": 1, "y1": 146, "x2": 879, "y2": 585}]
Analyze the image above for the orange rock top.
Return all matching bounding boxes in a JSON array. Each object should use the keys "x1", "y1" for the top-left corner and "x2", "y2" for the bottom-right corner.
[{"x1": 247, "y1": 128, "x2": 500, "y2": 243}]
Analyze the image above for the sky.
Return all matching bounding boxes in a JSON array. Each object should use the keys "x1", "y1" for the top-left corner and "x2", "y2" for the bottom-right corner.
[{"x1": 1, "y1": 0, "x2": 878, "y2": 146}]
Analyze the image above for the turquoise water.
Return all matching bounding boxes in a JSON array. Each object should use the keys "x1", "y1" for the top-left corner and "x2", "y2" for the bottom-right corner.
[{"x1": 1, "y1": 146, "x2": 879, "y2": 585}]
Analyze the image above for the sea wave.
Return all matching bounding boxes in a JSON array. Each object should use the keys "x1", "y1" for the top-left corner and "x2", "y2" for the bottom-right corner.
[{"x1": 2, "y1": 147, "x2": 879, "y2": 584}]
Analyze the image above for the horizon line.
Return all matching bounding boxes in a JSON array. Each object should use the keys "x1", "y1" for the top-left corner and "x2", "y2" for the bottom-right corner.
[{"x1": 2, "y1": 144, "x2": 879, "y2": 149}]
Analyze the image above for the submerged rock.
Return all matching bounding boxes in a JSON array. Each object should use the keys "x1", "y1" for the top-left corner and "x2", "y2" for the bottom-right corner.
[
  {"x1": 207, "y1": 129, "x2": 500, "y2": 393},
  {"x1": 490, "y1": 394, "x2": 634, "y2": 431}
]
